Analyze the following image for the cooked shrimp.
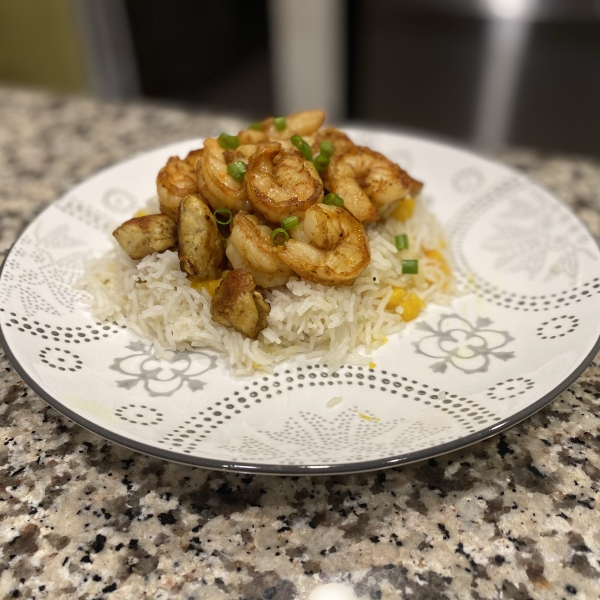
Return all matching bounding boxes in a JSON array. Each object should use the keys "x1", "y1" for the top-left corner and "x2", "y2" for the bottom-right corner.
[
  {"x1": 113, "y1": 214, "x2": 176, "y2": 260},
  {"x1": 312, "y1": 127, "x2": 356, "y2": 155},
  {"x1": 245, "y1": 142, "x2": 323, "y2": 223},
  {"x1": 226, "y1": 211, "x2": 293, "y2": 288},
  {"x1": 157, "y1": 149, "x2": 203, "y2": 221},
  {"x1": 177, "y1": 195, "x2": 224, "y2": 280},
  {"x1": 238, "y1": 109, "x2": 325, "y2": 144},
  {"x1": 211, "y1": 269, "x2": 270, "y2": 339},
  {"x1": 196, "y1": 138, "x2": 255, "y2": 213},
  {"x1": 278, "y1": 204, "x2": 370, "y2": 286},
  {"x1": 324, "y1": 146, "x2": 421, "y2": 223}
]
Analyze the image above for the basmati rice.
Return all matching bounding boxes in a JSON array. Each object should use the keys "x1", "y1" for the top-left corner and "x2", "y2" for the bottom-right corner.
[{"x1": 79, "y1": 197, "x2": 455, "y2": 375}]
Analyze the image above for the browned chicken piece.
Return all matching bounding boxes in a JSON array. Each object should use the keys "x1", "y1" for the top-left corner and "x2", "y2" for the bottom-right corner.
[
  {"x1": 113, "y1": 214, "x2": 176, "y2": 260},
  {"x1": 210, "y1": 269, "x2": 270, "y2": 339},
  {"x1": 177, "y1": 195, "x2": 224, "y2": 280}
]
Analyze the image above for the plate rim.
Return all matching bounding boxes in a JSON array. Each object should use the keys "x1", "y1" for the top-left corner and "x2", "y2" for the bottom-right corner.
[{"x1": 1, "y1": 129, "x2": 600, "y2": 475}]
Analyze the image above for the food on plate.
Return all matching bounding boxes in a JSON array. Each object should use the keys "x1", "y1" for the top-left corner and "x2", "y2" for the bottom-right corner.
[
  {"x1": 211, "y1": 269, "x2": 271, "y2": 339},
  {"x1": 177, "y1": 194, "x2": 224, "y2": 280},
  {"x1": 156, "y1": 149, "x2": 203, "y2": 220},
  {"x1": 82, "y1": 110, "x2": 455, "y2": 374},
  {"x1": 245, "y1": 142, "x2": 324, "y2": 223},
  {"x1": 112, "y1": 214, "x2": 176, "y2": 259},
  {"x1": 277, "y1": 203, "x2": 371, "y2": 286}
]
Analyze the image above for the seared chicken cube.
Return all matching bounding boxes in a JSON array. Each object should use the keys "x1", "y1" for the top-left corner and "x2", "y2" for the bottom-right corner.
[
  {"x1": 178, "y1": 194, "x2": 224, "y2": 280},
  {"x1": 113, "y1": 214, "x2": 176, "y2": 260},
  {"x1": 210, "y1": 269, "x2": 270, "y2": 339}
]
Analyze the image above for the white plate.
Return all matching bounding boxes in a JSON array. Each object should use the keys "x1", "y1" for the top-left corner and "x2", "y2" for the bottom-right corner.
[{"x1": 2, "y1": 128, "x2": 599, "y2": 474}]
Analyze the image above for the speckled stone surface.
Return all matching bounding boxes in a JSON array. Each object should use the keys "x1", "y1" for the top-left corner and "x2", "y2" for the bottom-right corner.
[{"x1": 2, "y1": 87, "x2": 600, "y2": 600}]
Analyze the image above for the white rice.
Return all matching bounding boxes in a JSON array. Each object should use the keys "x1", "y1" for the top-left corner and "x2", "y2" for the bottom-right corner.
[{"x1": 79, "y1": 197, "x2": 455, "y2": 375}]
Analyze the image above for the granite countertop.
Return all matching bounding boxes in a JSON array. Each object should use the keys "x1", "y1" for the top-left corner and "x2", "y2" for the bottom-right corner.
[{"x1": 1, "y1": 87, "x2": 600, "y2": 600}]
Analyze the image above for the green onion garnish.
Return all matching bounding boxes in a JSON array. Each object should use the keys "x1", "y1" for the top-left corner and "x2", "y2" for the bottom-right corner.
[
  {"x1": 313, "y1": 154, "x2": 330, "y2": 171},
  {"x1": 395, "y1": 234, "x2": 409, "y2": 250},
  {"x1": 227, "y1": 160, "x2": 246, "y2": 181},
  {"x1": 274, "y1": 116, "x2": 286, "y2": 131},
  {"x1": 217, "y1": 133, "x2": 240, "y2": 149},
  {"x1": 214, "y1": 209, "x2": 233, "y2": 225},
  {"x1": 136, "y1": 277, "x2": 146, "y2": 284},
  {"x1": 402, "y1": 259, "x2": 419, "y2": 274},
  {"x1": 323, "y1": 193, "x2": 344, "y2": 207},
  {"x1": 249, "y1": 121, "x2": 262, "y2": 130},
  {"x1": 291, "y1": 135, "x2": 313, "y2": 160},
  {"x1": 281, "y1": 216, "x2": 299, "y2": 230},
  {"x1": 319, "y1": 140, "x2": 334, "y2": 158},
  {"x1": 271, "y1": 227, "x2": 289, "y2": 246}
]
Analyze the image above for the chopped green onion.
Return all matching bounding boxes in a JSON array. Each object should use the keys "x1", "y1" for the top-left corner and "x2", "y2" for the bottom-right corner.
[
  {"x1": 402, "y1": 259, "x2": 419, "y2": 274},
  {"x1": 214, "y1": 209, "x2": 232, "y2": 225},
  {"x1": 313, "y1": 154, "x2": 330, "y2": 171},
  {"x1": 281, "y1": 216, "x2": 299, "y2": 230},
  {"x1": 249, "y1": 121, "x2": 262, "y2": 130},
  {"x1": 274, "y1": 116, "x2": 286, "y2": 131},
  {"x1": 217, "y1": 133, "x2": 240, "y2": 149},
  {"x1": 291, "y1": 135, "x2": 313, "y2": 160},
  {"x1": 227, "y1": 160, "x2": 246, "y2": 181},
  {"x1": 271, "y1": 227, "x2": 289, "y2": 246},
  {"x1": 395, "y1": 234, "x2": 409, "y2": 250},
  {"x1": 136, "y1": 277, "x2": 146, "y2": 284},
  {"x1": 323, "y1": 193, "x2": 344, "y2": 207},
  {"x1": 319, "y1": 140, "x2": 334, "y2": 158}
]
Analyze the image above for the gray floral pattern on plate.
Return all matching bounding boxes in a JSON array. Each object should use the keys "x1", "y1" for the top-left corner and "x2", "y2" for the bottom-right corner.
[
  {"x1": 110, "y1": 341, "x2": 217, "y2": 397},
  {"x1": 414, "y1": 314, "x2": 515, "y2": 374},
  {"x1": 482, "y1": 194, "x2": 596, "y2": 283}
]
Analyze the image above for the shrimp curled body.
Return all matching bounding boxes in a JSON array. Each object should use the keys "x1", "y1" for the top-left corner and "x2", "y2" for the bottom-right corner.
[
  {"x1": 279, "y1": 204, "x2": 371, "y2": 286},
  {"x1": 196, "y1": 138, "x2": 256, "y2": 213},
  {"x1": 156, "y1": 149, "x2": 203, "y2": 221},
  {"x1": 324, "y1": 146, "x2": 422, "y2": 223},
  {"x1": 245, "y1": 142, "x2": 324, "y2": 223},
  {"x1": 226, "y1": 211, "x2": 294, "y2": 288}
]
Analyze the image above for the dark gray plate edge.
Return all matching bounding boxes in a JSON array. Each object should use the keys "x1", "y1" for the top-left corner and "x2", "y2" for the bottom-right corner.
[{"x1": 1, "y1": 132, "x2": 600, "y2": 475}]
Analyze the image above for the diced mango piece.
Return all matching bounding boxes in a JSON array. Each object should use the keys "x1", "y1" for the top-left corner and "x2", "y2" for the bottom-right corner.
[
  {"x1": 189, "y1": 276, "x2": 223, "y2": 297},
  {"x1": 369, "y1": 362, "x2": 377, "y2": 368},
  {"x1": 425, "y1": 249, "x2": 451, "y2": 275},
  {"x1": 400, "y1": 293, "x2": 426, "y2": 322},
  {"x1": 391, "y1": 197, "x2": 415, "y2": 222},
  {"x1": 386, "y1": 287, "x2": 407, "y2": 310},
  {"x1": 386, "y1": 286, "x2": 425, "y2": 321}
]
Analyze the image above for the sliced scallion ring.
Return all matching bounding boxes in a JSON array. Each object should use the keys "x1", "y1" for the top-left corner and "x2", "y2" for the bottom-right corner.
[
  {"x1": 271, "y1": 227, "x2": 289, "y2": 246},
  {"x1": 401, "y1": 259, "x2": 418, "y2": 274},
  {"x1": 313, "y1": 154, "x2": 329, "y2": 171},
  {"x1": 214, "y1": 208, "x2": 233, "y2": 225},
  {"x1": 281, "y1": 216, "x2": 299, "y2": 230},
  {"x1": 395, "y1": 234, "x2": 408, "y2": 250},
  {"x1": 319, "y1": 140, "x2": 334, "y2": 158},
  {"x1": 217, "y1": 133, "x2": 240, "y2": 149},
  {"x1": 274, "y1": 116, "x2": 286, "y2": 131},
  {"x1": 291, "y1": 135, "x2": 313, "y2": 160},
  {"x1": 227, "y1": 160, "x2": 246, "y2": 181},
  {"x1": 323, "y1": 193, "x2": 344, "y2": 207}
]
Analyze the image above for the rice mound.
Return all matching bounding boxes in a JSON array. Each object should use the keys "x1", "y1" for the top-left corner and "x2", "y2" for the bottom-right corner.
[{"x1": 80, "y1": 197, "x2": 455, "y2": 375}]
